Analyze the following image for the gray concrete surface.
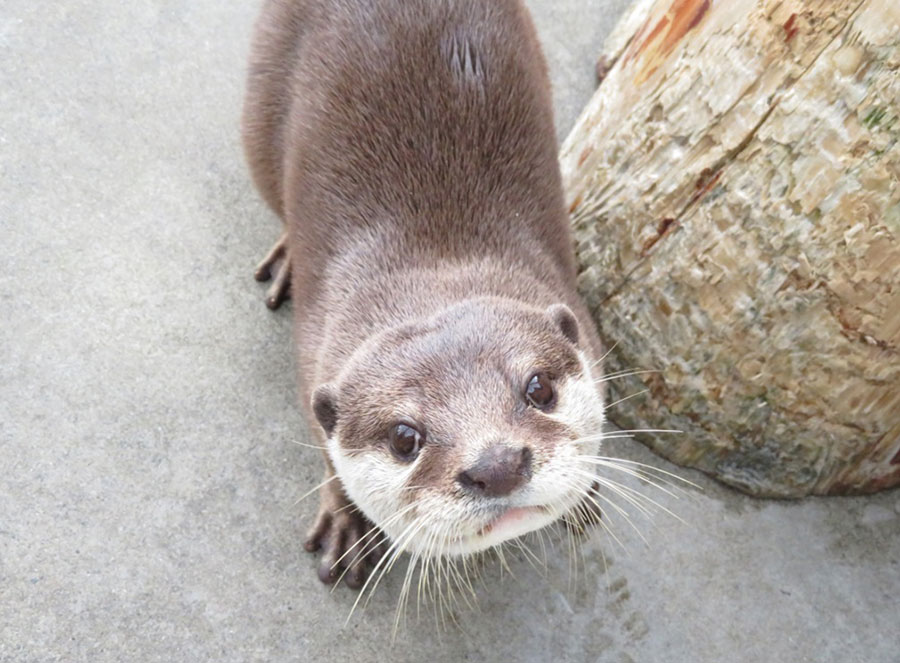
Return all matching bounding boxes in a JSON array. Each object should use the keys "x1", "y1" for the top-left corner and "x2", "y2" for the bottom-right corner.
[{"x1": 1, "y1": 1, "x2": 898, "y2": 662}]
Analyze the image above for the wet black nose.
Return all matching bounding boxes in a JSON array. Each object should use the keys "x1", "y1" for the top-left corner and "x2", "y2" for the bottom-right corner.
[{"x1": 456, "y1": 445, "x2": 532, "y2": 497}]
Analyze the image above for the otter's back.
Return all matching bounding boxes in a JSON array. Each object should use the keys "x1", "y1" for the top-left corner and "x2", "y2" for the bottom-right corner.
[{"x1": 246, "y1": 0, "x2": 572, "y2": 272}]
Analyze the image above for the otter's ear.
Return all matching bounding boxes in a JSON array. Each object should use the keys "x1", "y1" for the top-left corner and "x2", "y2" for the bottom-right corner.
[
  {"x1": 311, "y1": 384, "x2": 339, "y2": 436},
  {"x1": 547, "y1": 303, "x2": 580, "y2": 345}
]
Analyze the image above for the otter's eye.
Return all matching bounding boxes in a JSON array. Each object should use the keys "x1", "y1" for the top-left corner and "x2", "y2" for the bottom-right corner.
[
  {"x1": 525, "y1": 372, "x2": 555, "y2": 409},
  {"x1": 390, "y1": 423, "x2": 424, "y2": 461}
]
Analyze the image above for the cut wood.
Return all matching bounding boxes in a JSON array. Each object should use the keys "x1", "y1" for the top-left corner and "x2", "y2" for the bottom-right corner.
[{"x1": 561, "y1": 0, "x2": 900, "y2": 496}]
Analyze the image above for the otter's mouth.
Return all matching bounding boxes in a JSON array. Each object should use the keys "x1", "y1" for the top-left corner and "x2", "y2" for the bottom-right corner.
[
  {"x1": 434, "y1": 493, "x2": 587, "y2": 556},
  {"x1": 477, "y1": 505, "x2": 549, "y2": 537}
]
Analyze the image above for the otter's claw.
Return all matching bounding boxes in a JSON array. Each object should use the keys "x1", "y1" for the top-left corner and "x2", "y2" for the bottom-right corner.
[
  {"x1": 254, "y1": 232, "x2": 291, "y2": 310},
  {"x1": 304, "y1": 478, "x2": 386, "y2": 589}
]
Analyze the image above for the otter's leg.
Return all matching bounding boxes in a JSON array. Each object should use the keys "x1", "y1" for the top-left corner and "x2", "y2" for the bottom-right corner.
[
  {"x1": 304, "y1": 470, "x2": 388, "y2": 589},
  {"x1": 253, "y1": 231, "x2": 291, "y2": 310}
]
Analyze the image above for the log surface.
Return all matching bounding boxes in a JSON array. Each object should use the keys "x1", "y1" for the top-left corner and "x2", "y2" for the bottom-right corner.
[{"x1": 561, "y1": 0, "x2": 900, "y2": 496}]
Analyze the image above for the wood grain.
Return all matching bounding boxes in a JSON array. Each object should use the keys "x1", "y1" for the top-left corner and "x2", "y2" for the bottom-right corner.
[{"x1": 561, "y1": 0, "x2": 900, "y2": 496}]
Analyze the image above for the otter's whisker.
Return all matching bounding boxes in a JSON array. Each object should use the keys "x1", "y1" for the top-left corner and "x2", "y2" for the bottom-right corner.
[
  {"x1": 595, "y1": 432, "x2": 667, "y2": 441},
  {"x1": 347, "y1": 516, "x2": 422, "y2": 623},
  {"x1": 595, "y1": 474, "x2": 689, "y2": 525},
  {"x1": 434, "y1": 536, "x2": 452, "y2": 621},
  {"x1": 603, "y1": 389, "x2": 649, "y2": 410},
  {"x1": 477, "y1": 549, "x2": 490, "y2": 591},
  {"x1": 444, "y1": 559, "x2": 465, "y2": 634},
  {"x1": 587, "y1": 504, "x2": 632, "y2": 552},
  {"x1": 511, "y1": 537, "x2": 543, "y2": 575},
  {"x1": 448, "y1": 551, "x2": 473, "y2": 613},
  {"x1": 495, "y1": 541, "x2": 515, "y2": 580},
  {"x1": 576, "y1": 458, "x2": 685, "y2": 497},
  {"x1": 286, "y1": 439, "x2": 329, "y2": 451},
  {"x1": 592, "y1": 339, "x2": 620, "y2": 367},
  {"x1": 393, "y1": 551, "x2": 420, "y2": 639},
  {"x1": 572, "y1": 468, "x2": 656, "y2": 519},
  {"x1": 329, "y1": 528, "x2": 388, "y2": 594},
  {"x1": 433, "y1": 534, "x2": 455, "y2": 633},
  {"x1": 331, "y1": 501, "x2": 418, "y2": 572},
  {"x1": 459, "y1": 552, "x2": 480, "y2": 605},
  {"x1": 576, "y1": 457, "x2": 694, "y2": 499},
  {"x1": 565, "y1": 513, "x2": 579, "y2": 593},
  {"x1": 571, "y1": 484, "x2": 628, "y2": 538},
  {"x1": 593, "y1": 478, "x2": 656, "y2": 522},
  {"x1": 599, "y1": 427, "x2": 684, "y2": 436},
  {"x1": 579, "y1": 476, "x2": 685, "y2": 547},
  {"x1": 578, "y1": 460, "x2": 696, "y2": 513},
  {"x1": 416, "y1": 527, "x2": 438, "y2": 620},
  {"x1": 533, "y1": 526, "x2": 550, "y2": 570},
  {"x1": 542, "y1": 493, "x2": 582, "y2": 593},
  {"x1": 594, "y1": 368, "x2": 661, "y2": 383},
  {"x1": 414, "y1": 550, "x2": 426, "y2": 622},
  {"x1": 420, "y1": 524, "x2": 451, "y2": 624},
  {"x1": 571, "y1": 501, "x2": 592, "y2": 571},
  {"x1": 587, "y1": 505, "x2": 627, "y2": 553},
  {"x1": 577, "y1": 455, "x2": 702, "y2": 489},
  {"x1": 331, "y1": 530, "x2": 389, "y2": 592},
  {"x1": 366, "y1": 517, "x2": 429, "y2": 609},
  {"x1": 569, "y1": 428, "x2": 683, "y2": 450},
  {"x1": 291, "y1": 473, "x2": 338, "y2": 507},
  {"x1": 335, "y1": 526, "x2": 391, "y2": 596},
  {"x1": 431, "y1": 552, "x2": 452, "y2": 636},
  {"x1": 331, "y1": 530, "x2": 385, "y2": 594},
  {"x1": 565, "y1": 474, "x2": 642, "y2": 547}
]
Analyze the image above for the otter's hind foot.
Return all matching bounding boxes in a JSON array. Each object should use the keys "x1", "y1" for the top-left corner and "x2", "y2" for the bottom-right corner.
[
  {"x1": 254, "y1": 231, "x2": 291, "y2": 310},
  {"x1": 303, "y1": 477, "x2": 387, "y2": 589}
]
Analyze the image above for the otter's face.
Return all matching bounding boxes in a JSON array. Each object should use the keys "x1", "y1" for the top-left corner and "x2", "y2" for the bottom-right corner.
[{"x1": 312, "y1": 298, "x2": 605, "y2": 557}]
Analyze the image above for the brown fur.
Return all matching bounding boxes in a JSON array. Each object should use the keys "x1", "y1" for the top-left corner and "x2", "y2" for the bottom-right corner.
[{"x1": 242, "y1": 0, "x2": 604, "y2": 586}]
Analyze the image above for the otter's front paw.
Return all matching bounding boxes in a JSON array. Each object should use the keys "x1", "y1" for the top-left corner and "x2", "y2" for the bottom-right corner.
[
  {"x1": 303, "y1": 478, "x2": 386, "y2": 589},
  {"x1": 253, "y1": 231, "x2": 291, "y2": 310}
]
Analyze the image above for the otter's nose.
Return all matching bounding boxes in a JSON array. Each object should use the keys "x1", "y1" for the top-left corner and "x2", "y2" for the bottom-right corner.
[{"x1": 456, "y1": 445, "x2": 532, "y2": 497}]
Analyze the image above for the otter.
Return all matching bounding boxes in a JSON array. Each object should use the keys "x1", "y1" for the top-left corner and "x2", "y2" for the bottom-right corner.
[{"x1": 242, "y1": 0, "x2": 606, "y2": 589}]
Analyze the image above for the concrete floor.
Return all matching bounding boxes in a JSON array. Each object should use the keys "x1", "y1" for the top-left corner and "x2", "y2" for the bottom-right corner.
[{"x1": 2, "y1": 1, "x2": 898, "y2": 661}]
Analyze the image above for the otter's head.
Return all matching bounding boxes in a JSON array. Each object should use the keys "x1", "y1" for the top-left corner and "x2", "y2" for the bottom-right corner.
[{"x1": 312, "y1": 297, "x2": 605, "y2": 557}]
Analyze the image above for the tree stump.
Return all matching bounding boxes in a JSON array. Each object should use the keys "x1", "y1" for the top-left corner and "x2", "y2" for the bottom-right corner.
[{"x1": 561, "y1": 0, "x2": 900, "y2": 496}]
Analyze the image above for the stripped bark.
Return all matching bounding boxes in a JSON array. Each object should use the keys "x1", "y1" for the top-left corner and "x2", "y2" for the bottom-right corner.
[{"x1": 561, "y1": 0, "x2": 900, "y2": 496}]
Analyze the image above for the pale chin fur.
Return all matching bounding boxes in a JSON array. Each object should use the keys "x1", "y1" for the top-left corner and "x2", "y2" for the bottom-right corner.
[{"x1": 327, "y1": 351, "x2": 605, "y2": 559}]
